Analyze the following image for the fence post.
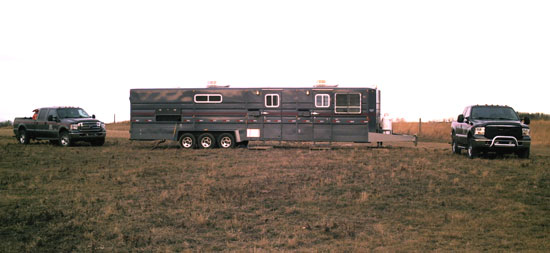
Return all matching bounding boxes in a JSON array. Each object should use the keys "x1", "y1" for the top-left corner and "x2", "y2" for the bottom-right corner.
[{"x1": 418, "y1": 118, "x2": 422, "y2": 136}]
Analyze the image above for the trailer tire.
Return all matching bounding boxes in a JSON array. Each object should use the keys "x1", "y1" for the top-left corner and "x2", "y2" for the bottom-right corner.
[
  {"x1": 18, "y1": 129, "x2": 30, "y2": 144},
  {"x1": 218, "y1": 133, "x2": 235, "y2": 149},
  {"x1": 198, "y1": 133, "x2": 215, "y2": 149},
  {"x1": 179, "y1": 133, "x2": 196, "y2": 149}
]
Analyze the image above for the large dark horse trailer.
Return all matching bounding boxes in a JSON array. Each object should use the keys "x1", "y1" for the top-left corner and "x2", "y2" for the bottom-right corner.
[{"x1": 129, "y1": 86, "x2": 414, "y2": 148}]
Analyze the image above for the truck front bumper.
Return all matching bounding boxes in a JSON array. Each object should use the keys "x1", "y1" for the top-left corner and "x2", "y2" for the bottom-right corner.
[
  {"x1": 471, "y1": 135, "x2": 530, "y2": 152},
  {"x1": 69, "y1": 131, "x2": 106, "y2": 140}
]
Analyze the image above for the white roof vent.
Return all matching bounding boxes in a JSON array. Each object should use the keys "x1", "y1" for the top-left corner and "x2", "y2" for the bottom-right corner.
[
  {"x1": 206, "y1": 81, "x2": 230, "y2": 88},
  {"x1": 314, "y1": 80, "x2": 338, "y2": 88}
]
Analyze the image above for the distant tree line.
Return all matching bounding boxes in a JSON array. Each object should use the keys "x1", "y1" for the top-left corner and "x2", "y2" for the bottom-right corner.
[
  {"x1": 518, "y1": 112, "x2": 550, "y2": 121},
  {"x1": 0, "y1": 120, "x2": 13, "y2": 127}
]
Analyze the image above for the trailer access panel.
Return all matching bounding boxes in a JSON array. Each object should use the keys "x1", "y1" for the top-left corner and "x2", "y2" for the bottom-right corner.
[{"x1": 129, "y1": 87, "x2": 381, "y2": 148}]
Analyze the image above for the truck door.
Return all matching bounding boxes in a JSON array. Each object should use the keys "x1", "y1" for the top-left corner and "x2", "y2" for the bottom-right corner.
[
  {"x1": 312, "y1": 92, "x2": 332, "y2": 142},
  {"x1": 46, "y1": 109, "x2": 60, "y2": 138},
  {"x1": 34, "y1": 109, "x2": 49, "y2": 138},
  {"x1": 262, "y1": 91, "x2": 282, "y2": 140}
]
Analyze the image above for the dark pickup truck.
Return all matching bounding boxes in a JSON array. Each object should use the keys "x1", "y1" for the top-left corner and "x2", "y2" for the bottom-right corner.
[
  {"x1": 13, "y1": 107, "x2": 106, "y2": 147},
  {"x1": 451, "y1": 105, "x2": 531, "y2": 158}
]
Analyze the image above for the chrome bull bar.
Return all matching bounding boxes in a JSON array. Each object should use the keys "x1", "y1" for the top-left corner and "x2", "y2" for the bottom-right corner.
[{"x1": 490, "y1": 136, "x2": 518, "y2": 148}]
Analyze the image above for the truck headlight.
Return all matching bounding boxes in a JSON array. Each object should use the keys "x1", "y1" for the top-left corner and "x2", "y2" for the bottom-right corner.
[
  {"x1": 70, "y1": 124, "x2": 79, "y2": 130},
  {"x1": 474, "y1": 127, "x2": 485, "y2": 136},
  {"x1": 522, "y1": 128, "x2": 530, "y2": 136}
]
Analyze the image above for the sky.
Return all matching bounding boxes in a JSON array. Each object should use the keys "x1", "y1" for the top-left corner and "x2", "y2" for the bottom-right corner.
[{"x1": 1, "y1": 0, "x2": 549, "y2": 123}]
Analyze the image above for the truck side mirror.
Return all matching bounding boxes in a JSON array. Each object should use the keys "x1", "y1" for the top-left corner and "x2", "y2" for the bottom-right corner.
[
  {"x1": 457, "y1": 114, "x2": 464, "y2": 123},
  {"x1": 92, "y1": 114, "x2": 96, "y2": 119},
  {"x1": 523, "y1": 117, "x2": 530, "y2": 125}
]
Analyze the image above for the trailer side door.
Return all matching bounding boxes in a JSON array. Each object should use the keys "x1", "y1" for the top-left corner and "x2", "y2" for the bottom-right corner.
[{"x1": 262, "y1": 90, "x2": 282, "y2": 140}]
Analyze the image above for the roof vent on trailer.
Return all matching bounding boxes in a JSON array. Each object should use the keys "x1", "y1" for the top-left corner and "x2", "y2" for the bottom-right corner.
[
  {"x1": 206, "y1": 81, "x2": 230, "y2": 88},
  {"x1": 313, "y1": 80, "x2": 338, "y2": 88}
]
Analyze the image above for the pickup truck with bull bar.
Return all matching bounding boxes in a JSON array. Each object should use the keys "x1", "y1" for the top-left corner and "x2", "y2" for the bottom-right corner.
[{"x1": 451, "y1": 105, "x2": 531, "y2": 158}]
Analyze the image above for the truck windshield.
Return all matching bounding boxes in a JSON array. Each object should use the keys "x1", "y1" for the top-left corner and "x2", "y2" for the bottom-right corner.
[
  {"x1": 471, "y1": 107, "x2": 519, "y2": 121},
  {"x1": 57, "y1": 108, "x2": 90, "y2": 119}
]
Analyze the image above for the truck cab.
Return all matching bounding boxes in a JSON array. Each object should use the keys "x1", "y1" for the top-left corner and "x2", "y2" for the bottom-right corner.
[{"x1": 451, "y1": 105, "x2": 531, "y2": 158}]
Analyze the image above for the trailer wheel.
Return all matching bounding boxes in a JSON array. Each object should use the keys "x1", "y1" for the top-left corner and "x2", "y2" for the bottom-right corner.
[
  {"x1": 218, "y1": 133, "x2": 235, "y2": 149},
  {"x1": 198, "y1": 133, "x2": 215, "y2": 149},
  {"x1": 18, "y1": 129, "x2": 30, "y2": 144},
  {"x1": 179, "y1": 133, "x2": 196, "y2": 149}
]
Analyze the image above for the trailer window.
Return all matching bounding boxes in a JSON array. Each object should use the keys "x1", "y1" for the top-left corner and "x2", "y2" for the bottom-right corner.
[
  {"x1": 315, "y1": 94, "x2": 330, "y2": 108},
  {"x1": 265, "y1": 94, "x2": 280, "y2": 108},
  {"x1": 335, "y1": 93, "x2": 361, "y2": 114},
  {"x1": 194, "y1": 94, "x2": 223, "y2": 103}
]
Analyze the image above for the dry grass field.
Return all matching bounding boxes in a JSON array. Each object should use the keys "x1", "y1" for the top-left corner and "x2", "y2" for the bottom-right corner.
[{"x1": 0, "y1": 123, "x2": 549, "y2": 251}]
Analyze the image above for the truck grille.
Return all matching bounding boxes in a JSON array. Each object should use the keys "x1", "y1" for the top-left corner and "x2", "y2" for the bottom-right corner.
[
  {"x1": 80, "y1": 122, "x2": 101, "y2": 131},
  {"x1": 485, "y1": 125, "x2": 522, "y2": 139}
]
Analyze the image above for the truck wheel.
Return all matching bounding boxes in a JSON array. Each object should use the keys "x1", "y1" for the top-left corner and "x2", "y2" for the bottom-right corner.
[
  {"x1": 59, "y1": 131, "x2": 72, "y2": 147},
  {"x1": 516, "y1": 148, "x2": 530, "y2": 159},
  {"x1": 467, "y1": 139, "x2": 478, "y2": 159},
  {"x1": 18, "y1": 129, "x2": 30, "y2": 144},
  {"x1": 218, "y1": 133, "x2": 235, "y2": 149},
  {"x1": 452, "y1": 139, "x2": 461, "y2": 154},
  {"x1": 179, "y1": 133, "x2": 195, "y2": 149},
  {"x1": 91, "y1": 138, "x2": 105, "y2": 146},
  {"x1": 198, "y1": 133, "x2": 215, "y2": 149}
]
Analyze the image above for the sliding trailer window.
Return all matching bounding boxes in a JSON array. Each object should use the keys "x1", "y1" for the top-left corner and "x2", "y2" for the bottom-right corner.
[
  {"x1": 315, "y1": 94, "x2": 330, "y2": 108},
  {"x1": 265, "y1": 94, "x2": 280, "y2": 108},
  {"x1": 334, "y1": 93, "x2": 361, "y2": 114},
  {"x1": 194, "y1": 94, "x2": 223, "y2": 103}
]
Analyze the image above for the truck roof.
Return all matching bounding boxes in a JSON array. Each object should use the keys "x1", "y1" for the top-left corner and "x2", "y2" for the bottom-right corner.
[
  {"x1": 38, "y1": 106, "x2": 82, "y2": 110},
  {"x1": 470, "y1": 104, "x2": 512, "y2": 108}
]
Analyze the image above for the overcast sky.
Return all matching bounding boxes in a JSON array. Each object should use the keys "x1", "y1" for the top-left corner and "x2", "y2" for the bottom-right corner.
[{"x1": 1, "y1": 0, "x2": 549, "y2": 123}]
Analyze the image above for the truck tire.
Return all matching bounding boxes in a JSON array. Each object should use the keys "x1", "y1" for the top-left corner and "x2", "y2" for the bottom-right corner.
[
  {"x1": 91, "y1": 138, "x2": 105, "y2": 146},
  {"x1": 467, "y1": 139, "x2": 478, "y2": 159},
  {"x1": 516, "y1": 148, "x2": 530, "y2": 159},
  {"x1": 198, "y1": 133, "x2": 215, "y2": 149},
  {"x1": 18, "y1": 129, "x2": 30, "y2": 144},
  {"x1": 452, "y1": 138, "x2": 461, "y2": 154},
  {"x1": 218, "y1": 133, "x2": 235, "y2": 149},
  {"x1": 179, "y1": 133, "x2": 195, "y2": 149},
  {"x1": 59, "y1": 131, "x2": 72, "y2": 147}
]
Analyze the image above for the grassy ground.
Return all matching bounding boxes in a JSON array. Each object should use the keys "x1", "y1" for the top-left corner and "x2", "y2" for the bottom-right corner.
[{"x1": 0, "y1": 126, "x2": 549, "y2": 251}]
